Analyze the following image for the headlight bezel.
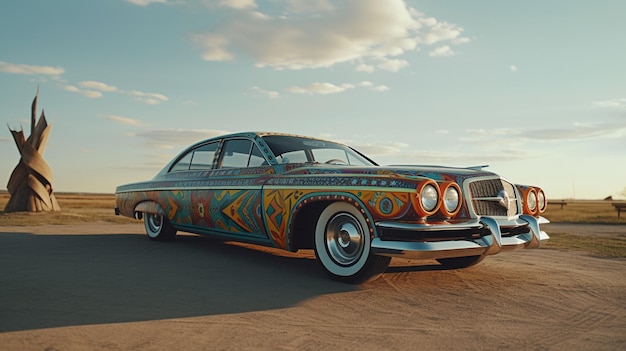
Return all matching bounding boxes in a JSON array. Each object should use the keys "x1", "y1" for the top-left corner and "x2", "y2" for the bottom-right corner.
[
  {"x1": 537, "y1": 188, "x2": 547, "y2": 213},
  {"x1": 411, "y1": 179, "x2": 441, "y2": 218},
  {"x1": 525, "y1": 188, "x2": 539, "y2": 215},
  {"x1": 439, "y1": 181, "x2": 462, "y2": 218}
]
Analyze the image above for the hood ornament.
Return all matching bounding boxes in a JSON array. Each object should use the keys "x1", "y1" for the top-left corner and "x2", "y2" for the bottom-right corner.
[{"x1": 497, "y1": 190, "x2": 511, "y2": 210}]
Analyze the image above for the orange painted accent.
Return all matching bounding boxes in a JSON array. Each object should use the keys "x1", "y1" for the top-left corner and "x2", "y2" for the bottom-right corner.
[{"x1": 359, "y1": 191, "x2": 410, "y2": 219}]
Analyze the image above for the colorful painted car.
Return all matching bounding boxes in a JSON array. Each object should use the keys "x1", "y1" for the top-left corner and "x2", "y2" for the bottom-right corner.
[{"x1": 115, "y1": 132, "x2": 549, "y2": 283}]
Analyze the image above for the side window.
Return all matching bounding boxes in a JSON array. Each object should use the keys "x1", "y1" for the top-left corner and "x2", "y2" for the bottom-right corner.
[
  {"x1": 276, "y1": 150, "x2": 308, "y2": 164},
  {"x1": 220, "y1": 139, "x2": 268, "y2": 168},
  {"x1": 248, "y1": 144, "x2": 266, "y2": 167},
  {"x1": 169, "y1": 152, "x2": 193, "y2": 172},
  {"x1": 190, "y1": 142, "x2": 218, "y2": 170},
  {"x1": 220, "y1": 139, "x2": 252, "y2": 168},
  {"x1": 312, "y1": 148, "x2": 349, "y2": 164}
]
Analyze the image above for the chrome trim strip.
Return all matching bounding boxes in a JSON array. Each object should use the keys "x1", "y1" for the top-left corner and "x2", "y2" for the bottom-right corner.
[
  {"x1": 375, "y1": 220, "x2": 482, "y2": 232},
  {"x1": 371, "y1": 238, "x2": 487, "y2": 260}
]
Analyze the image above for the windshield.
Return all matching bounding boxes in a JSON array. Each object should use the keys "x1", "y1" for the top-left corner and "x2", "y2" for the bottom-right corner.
[{"x1": 262, "y1": 135, "x2": 377, "y2": 166}]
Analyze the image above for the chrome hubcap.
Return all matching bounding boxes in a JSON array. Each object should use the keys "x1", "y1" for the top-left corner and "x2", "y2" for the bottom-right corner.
[
  {"x1": 325, "y1": 213, "x2": 365, "y2": 266},
  {"x1": 148, "y1": 214, "x2": 162, "y2": 233}
]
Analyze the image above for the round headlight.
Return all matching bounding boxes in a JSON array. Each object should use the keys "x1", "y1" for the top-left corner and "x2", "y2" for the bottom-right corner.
[
  {"x1": 537, "y1": 189, "x2": 546, "y2": 212},
  {"x1": 527, "y1": 190, "x2": 537, "y2": 212},
  {"x1": 421, "y1": 184, "x2": 439, "y2": 212},
  {"x1": 443, "y1": 186, "x2": 460, "y2": 213}
]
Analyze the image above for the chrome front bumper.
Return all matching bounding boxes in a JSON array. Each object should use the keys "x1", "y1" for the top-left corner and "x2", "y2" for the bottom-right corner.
[{"x1": 371, "y1": 215, "x2": 550, "y2": 260}]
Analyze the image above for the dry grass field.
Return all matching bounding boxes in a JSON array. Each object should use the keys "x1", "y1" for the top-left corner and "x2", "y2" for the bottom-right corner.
[
  {"x1": 544, "y1": 200, "x2": 625, "y2": 224},
  {"x1": 0, "y1": 192, "x2": 135, "y2": 226},
  {"x1": 542, "y1": 200, "x2": 626, "y2": 258}
]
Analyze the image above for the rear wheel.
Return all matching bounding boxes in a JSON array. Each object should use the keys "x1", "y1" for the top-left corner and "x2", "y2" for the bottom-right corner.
[
  {"x1": 144, "y1": 213, "x2": 177, "y2": 241},
  {"x1": 436, "y1": 255, "x2": 484, "y2": 269},
  {"x1": 314, "y1": 202, "x2": 390, "y2": 283}
]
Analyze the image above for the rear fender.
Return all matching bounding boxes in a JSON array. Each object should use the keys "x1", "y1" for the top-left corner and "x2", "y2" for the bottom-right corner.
[{"x1": 134, "y1": 201, "x2": 167, "y2": 220}]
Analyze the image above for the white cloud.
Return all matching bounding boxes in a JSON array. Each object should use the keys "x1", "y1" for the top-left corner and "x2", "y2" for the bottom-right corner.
[
  {"x1": 79, "y1": 81, "x2": 118, "y2": 92},
  {"x1": 352, "y1": 141, "x2": 409, "y2": 157},
  {"x1": 593, "y1": 98, "x2": 626, "y2": 109},
  {"x1": 286, "y1": 0, "x2": 333, "y2": 13},
  {"x1": 192, "y1": 0, "x2": 466, "y2": 71},
  {"x1": 103, "y1": 115, "x2": 143, "y2": 126},
  {"x1": 135, "y1": 128, "x2": 230, "y2": 149},
  {"x1": 0, "y1": 61, "x2": 64, "y2": 76},
  {"x1": 429, "y1": 45, "x2": 454, "y2": 57},
  {"x1": 192, "y1": 34, "x2": 235, "y2": 61},
  {"x1": 0, "y1": 62, "x2": 166, "y2": 106},
  {"x1": 356, "y1": 140, "x2": 532, "y2": 165},
  {"x1": 286, "y1": 80, "x2": 388, "y2": 95},
  {"x1": 126, "y1": 0, "x2": 169, "y2": 6},
  {"x1": 61, "y1": 84, "x2": 102, "y2": 98},
  {"x1": 250, "y1": 86, "x2": 280, "y2": 98},
  {"x1": 371, "y1": 85, "x2": 390, "y2": 92},
  {"x1": 527, "y1": 121, "x2": 626, "y2": 141},
  {"x1": 288, "y1": 82, "x2": 350, "y2": 95},
  {"x1": 60, "y1": 80, "x2": 167, "y2": 105},
  {"x1": 377, "y1": 58, "x2": 409, "y2": 72},
  {"x1": 419, "y1": 17, "x2": 465, "y2": 45},
  {"x1": 463, "y1": 121, "x2": 626, "y2": 146},
  {"x1": 128, "y1": 90, "x2": 169, "y2": 105},
  {"x1": 510, "y1": 65, "x2": 518, "y2": 72},
  {"x1": 356, "y1": 64, "x2": 375, "y2": 73},
  {"x1": 218, "y1": 0, "x2": 257, "y2": 9}
]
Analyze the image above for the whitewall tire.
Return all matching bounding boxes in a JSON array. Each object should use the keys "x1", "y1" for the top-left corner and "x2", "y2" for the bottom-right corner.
[
  {"x1": 314, "y1": 202, "x2": 390, "y2": 283},
  {"x1": 144, "y1": 213, "x2": 177, "y2": 241}
]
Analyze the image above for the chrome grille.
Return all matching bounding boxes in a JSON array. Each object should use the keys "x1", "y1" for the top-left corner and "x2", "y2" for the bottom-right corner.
[{"x1": 468, "y1": 178, "x2": 519, "y2": 217}]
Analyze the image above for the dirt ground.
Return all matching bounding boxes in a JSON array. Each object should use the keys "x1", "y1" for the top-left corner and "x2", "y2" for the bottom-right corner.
[{"x1": 0, "y1": 222, "x2": 624, "y2": 351}]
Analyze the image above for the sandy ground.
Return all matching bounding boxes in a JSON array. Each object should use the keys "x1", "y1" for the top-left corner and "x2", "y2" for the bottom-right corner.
[{"x1": 0, "y1": 222, "x2": 624, "y2": 351}]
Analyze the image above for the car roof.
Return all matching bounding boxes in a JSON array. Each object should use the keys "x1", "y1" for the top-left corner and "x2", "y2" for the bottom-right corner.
[{"x1": 192, "y1": 131, "x2": 338, "y2": 146}]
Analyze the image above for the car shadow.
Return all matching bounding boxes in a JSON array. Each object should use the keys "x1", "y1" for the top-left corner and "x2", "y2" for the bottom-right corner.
[
  {"x1": 385, "y1": 264, "x2": 452, "y2": 273},
  {"x1": 0, "y1": 231, "x2": 356, "y2": 332}
]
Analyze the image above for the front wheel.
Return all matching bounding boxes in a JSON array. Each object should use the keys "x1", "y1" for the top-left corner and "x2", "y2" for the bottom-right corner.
[
  {"x1": 314, "y1": 202, "x2": 390, "y2": 283},
  {"x1": 144, "y1": 213, "x2": 177, "y2": 241}
]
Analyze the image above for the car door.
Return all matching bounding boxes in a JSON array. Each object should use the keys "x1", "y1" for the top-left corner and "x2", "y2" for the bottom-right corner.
[
  {"x1": 194, "y1": 137, "x2": 273, "y2": 242},
  {"x1": 162, "y1": 141, "x2": 219, "y2": 228}
]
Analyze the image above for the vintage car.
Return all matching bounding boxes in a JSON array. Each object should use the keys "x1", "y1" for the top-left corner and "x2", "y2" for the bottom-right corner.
[{"x1": 115, "y1": 132, "x2": 549, "y2": 283}]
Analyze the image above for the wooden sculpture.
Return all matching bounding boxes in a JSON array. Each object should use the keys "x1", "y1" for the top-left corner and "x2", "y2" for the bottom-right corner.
[{"x1": 5, "y1": 91, "x2": 60, "y2": 212}]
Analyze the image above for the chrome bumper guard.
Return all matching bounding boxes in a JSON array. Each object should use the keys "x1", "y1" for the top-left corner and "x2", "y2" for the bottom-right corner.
[{"x1": 371, "y1": 215, "x2": 550, "y2": 260}]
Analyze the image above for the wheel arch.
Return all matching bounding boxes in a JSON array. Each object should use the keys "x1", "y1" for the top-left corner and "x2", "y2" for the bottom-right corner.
[
  {"x1": 288, "y1": 193, "x2": 376, "y2": 251},
  {"x1": 133, "y1": 200, "x2": 167, "y2": 220}
]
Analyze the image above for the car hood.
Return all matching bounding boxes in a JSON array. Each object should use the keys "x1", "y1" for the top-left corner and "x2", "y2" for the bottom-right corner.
[{"x1": 283, "y1": 163, "x2": 496, "y2": 182}]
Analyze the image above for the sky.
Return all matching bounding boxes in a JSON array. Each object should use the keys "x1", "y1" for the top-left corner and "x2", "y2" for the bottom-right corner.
[{"x1": 1, "y1": 0, "x2": 625, "y2": 200}]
